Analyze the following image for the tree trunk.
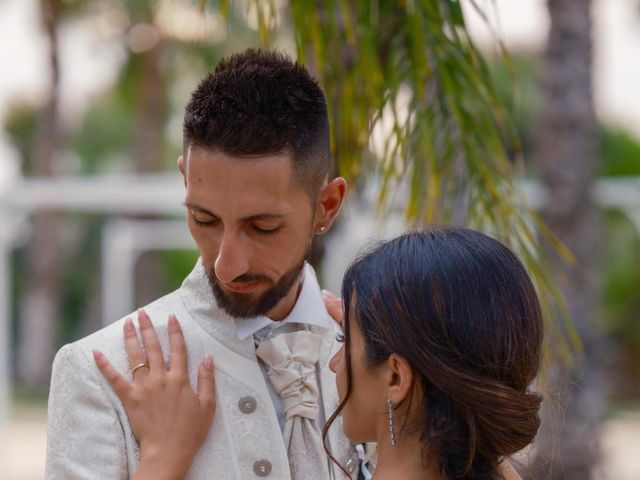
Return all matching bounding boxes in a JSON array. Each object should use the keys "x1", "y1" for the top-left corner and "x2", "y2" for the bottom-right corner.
[
  {"x1": 16, "y1": 0, "x2": 62, "y2": 392},
  {"x1": 130, "y1": 24, "x2": 168, "y2": 305},
  {"x1": 132, "y1": 39, "x2": 165, "y2": 174},
  {"x1": 531, "y1": 1, "x2": 606, "y2": 478}
]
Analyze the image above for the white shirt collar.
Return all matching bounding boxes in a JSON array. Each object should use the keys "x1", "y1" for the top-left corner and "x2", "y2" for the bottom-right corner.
[{"x1": 234, "y1": 263, "x2": 332, "y2": 341}]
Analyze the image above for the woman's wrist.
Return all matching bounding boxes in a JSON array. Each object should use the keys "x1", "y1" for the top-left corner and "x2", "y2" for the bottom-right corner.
[{"x1": 133, "y1": 445, "x2": 195, "y2": 480}]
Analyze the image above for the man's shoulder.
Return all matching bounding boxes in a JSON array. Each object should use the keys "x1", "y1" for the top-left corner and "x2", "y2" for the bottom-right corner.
[
  {"x1": 44, "y1": 290, "x2": 191, "y2": 478},
  {"x1": 59, "y1": 289, "x2": 186, "y2": 363}
]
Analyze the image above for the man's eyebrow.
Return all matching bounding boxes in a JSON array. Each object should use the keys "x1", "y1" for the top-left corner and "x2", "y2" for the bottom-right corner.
[
  {"x1": 183, "y1": 203, "x2": 287, "y2": 222},
  {"x1": 184, "y1": 203, "x2": 217, "y2": 216}
]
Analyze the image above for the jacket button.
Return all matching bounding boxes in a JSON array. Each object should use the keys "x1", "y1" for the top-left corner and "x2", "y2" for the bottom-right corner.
[
  {"x1": 346, "y1": 457, "x2": 357, "y2": 473},
  {"x1": 238, "y1": 396, "x2": 257, "y2": 414},
  {"x1": 253, "y1": 459, "x2": 272, "y2": 476}
]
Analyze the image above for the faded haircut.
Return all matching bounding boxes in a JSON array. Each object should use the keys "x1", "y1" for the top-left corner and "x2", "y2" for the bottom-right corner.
[{"x1": 183, "y1": 48, "x2": 331, "y2": 195}]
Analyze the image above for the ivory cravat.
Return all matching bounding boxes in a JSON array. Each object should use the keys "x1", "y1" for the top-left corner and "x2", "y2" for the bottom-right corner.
[{"x1": 256, "y1": 330, "x2": 331, "y2": 480}]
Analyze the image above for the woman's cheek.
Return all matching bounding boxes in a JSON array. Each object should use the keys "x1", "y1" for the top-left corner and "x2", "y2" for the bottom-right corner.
[{"x1": 335, "y1": 369, "x2": 346, "y2": 403}]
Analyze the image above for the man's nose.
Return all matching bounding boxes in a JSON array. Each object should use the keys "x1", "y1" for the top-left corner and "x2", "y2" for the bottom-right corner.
[{"x1": 214, "y1": 231, "x2": 250, "y2": 283}]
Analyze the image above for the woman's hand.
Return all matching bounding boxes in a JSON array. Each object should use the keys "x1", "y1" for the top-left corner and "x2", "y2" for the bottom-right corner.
[
  {"x1": 322, "y1": 289, "x2": 344, "y2": 328},
  {"x1": 93, "y1": 310, "x2": 216, "y2": 480}
]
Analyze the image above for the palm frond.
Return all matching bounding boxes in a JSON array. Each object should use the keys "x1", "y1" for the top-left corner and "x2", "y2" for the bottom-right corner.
[{"x1": 213, "y1": 0, "x2": 578, "y2": 357}]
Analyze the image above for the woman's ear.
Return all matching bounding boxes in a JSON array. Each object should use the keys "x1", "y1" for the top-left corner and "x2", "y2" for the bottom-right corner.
[
  {"x1": 313, "y1": 177, "x2": 347, "y2": 234},
  {"x1": 385, "y1": 353, "x2": 414, "y2": 405}
]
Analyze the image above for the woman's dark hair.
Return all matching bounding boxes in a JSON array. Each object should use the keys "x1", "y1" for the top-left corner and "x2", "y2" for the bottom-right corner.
[
  {"x1": 323, "y1": 227, "x2": 543, "y2": 479},
  {"x1": 183, "y1": 48, "x2": 330, "y2": 194}
]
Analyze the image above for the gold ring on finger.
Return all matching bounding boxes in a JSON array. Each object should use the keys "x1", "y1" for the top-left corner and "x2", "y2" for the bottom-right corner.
[{"x1": 131, "y1": 362, "x2": 149, "y2": 377}]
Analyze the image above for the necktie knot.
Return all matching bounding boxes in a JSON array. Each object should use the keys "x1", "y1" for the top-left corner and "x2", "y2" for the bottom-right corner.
[{"x1": 256, "y1": 330, "x2": 323, "y2": 421}]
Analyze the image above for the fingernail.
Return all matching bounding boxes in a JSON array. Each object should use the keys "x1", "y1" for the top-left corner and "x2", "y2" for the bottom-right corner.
[
  {"x1": 137, "y1": 309, "x2": 149, "y2": 326},
  {"x1": 93, "y1": 350, "x2": 104, "y2": 362},
  {"x1": 204, "y1": 354, "x2": 213, "y2": 370},
  {"x1": 168, "y1": 314, "x2": 179, "y2": 329},
  {"x1": 124, "y1": 318, "x2": 134, "y2": 332},
  {"x1": 322, "y1": 290, "x2": 339, "y2": 301}
]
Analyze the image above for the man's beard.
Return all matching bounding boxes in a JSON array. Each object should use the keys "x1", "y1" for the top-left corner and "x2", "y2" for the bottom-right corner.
[{"x1": 206, "y1": 248, "x2": 310, "y2": 319}]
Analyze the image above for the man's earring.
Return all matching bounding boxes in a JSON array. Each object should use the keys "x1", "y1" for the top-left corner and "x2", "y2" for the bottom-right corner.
[
  {"x1": 319, "y1": 225, "x2": 327, "y2": 233},
  {"x1": 386, "y1": 396, "x2": 397, "y2": 446}
]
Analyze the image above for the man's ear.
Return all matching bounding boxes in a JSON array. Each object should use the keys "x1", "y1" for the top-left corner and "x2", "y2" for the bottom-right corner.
[
  {"x1": 385, "y1": 353, "x2": 414, "y2": 406},
  {"x1": 313, "y1": 177, "x2": 347, "y2": 234},
  {"x1": 178, "y1": 155, "x2": 187, "y2": 188}
]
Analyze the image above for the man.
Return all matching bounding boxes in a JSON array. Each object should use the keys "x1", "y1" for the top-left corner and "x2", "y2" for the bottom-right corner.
[{"x1": 45, "y1": 49, "x2": 354, "y2": 479}]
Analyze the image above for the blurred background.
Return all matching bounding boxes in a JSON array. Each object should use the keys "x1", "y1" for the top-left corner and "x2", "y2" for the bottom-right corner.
[{"x1": 1, "y1": 0, "x2": 639, "y2": 479}]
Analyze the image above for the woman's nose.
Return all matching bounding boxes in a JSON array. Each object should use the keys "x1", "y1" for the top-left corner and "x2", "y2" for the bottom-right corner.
[{"x1": 328, "y1": 346, "x2": 343, "y2": 373}]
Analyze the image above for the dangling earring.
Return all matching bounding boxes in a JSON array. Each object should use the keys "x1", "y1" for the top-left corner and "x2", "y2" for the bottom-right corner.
[{"x1": 386, "y1": 396, "x2": 397, "y2": 446}]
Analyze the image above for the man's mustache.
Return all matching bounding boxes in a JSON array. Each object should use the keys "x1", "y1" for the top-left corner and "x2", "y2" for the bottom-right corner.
[{"x1": 208, "y1": 268, "x2": 271, "y2": 285}]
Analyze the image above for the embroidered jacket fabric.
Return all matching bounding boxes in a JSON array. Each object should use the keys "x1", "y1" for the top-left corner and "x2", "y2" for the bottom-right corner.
[{"x1": 45, "y1": 259, "x2": 356, "y2": 479}]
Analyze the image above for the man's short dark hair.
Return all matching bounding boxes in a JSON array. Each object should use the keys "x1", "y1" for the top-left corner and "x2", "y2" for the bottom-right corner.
[{"x1": 183, "y1": 48, "x2": 330, "y2": 194}]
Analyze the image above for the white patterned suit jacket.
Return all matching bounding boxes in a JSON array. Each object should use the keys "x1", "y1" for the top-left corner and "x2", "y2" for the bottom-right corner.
[{"x1": 45, "y1": 260, "x2": 357, "y2": 479}]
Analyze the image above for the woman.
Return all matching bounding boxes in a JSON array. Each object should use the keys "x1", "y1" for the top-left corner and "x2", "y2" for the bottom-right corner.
[{"x1": 94, "y1": 227, "x2": 543, "y2": 479}]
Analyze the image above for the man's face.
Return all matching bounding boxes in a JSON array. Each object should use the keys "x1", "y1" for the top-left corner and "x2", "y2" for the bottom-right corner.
[{"x1": 182, "y1": 146, "x2": 315, "y2": 319}]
